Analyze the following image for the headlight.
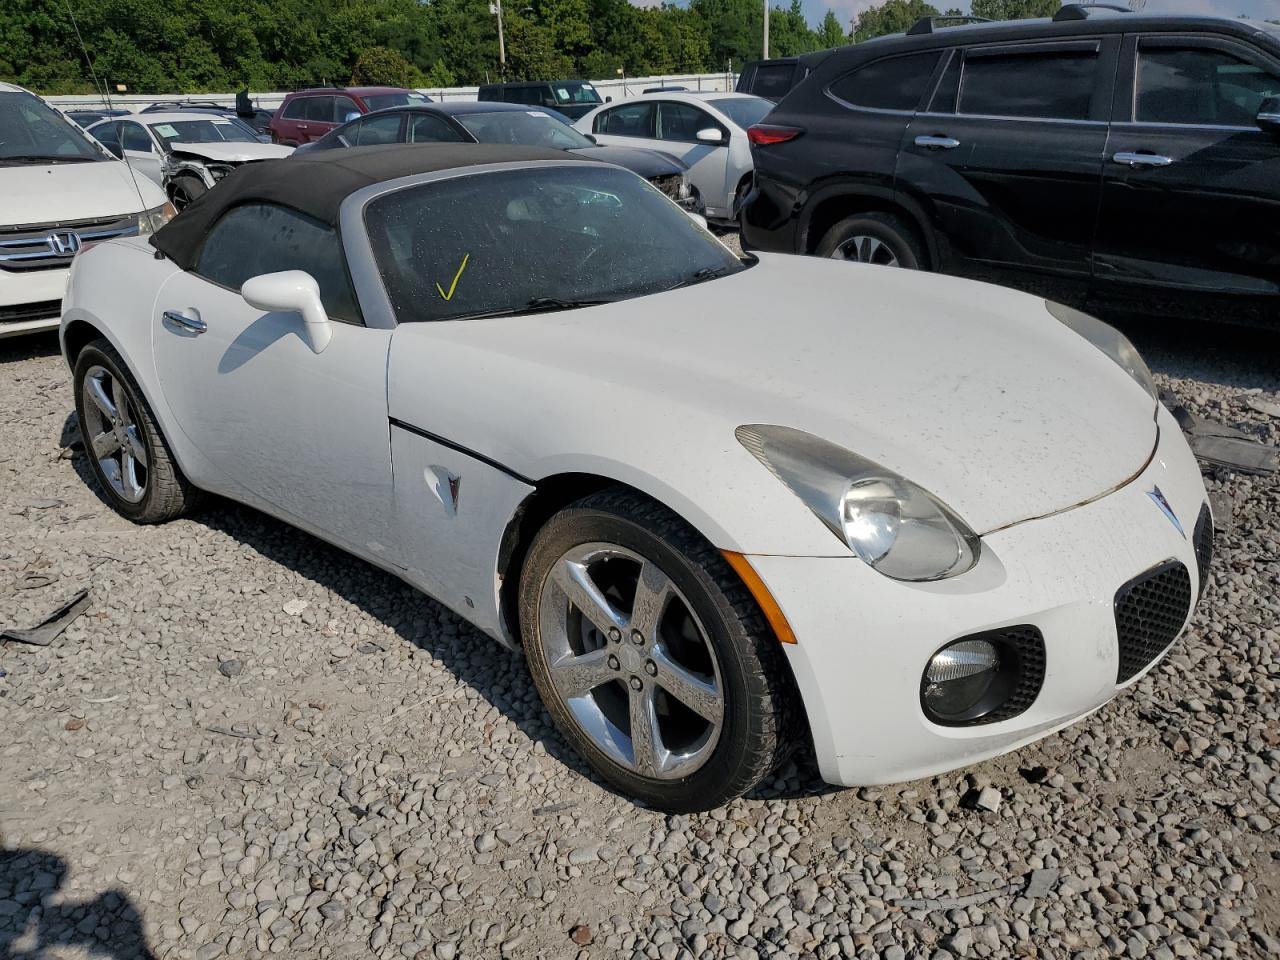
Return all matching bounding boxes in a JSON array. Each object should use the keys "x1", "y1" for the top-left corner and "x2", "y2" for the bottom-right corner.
[
  {"x1": 1046, "y1": 301, "x2": 1157, "y2": 401},
  {"x1": 736, "y1": 424, "x2": 980, "y2": 581},
  {"x1": 137, "y1": 202, "x2": 176, "y2": 235}
]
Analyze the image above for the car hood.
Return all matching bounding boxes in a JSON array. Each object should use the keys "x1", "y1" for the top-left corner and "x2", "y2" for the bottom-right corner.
[
  {"x1": 389, "y1": 254, "x2": 1157, "y2": 546},
  {"x1": 1, "y1": 159, "x2": 166, "y2": 225},
  {"x1": 169, "y1": 141, "x2": 294, "y2": 162},
  {"x1": 568, "y1": 144, "x2": 685, "y2": 177}
]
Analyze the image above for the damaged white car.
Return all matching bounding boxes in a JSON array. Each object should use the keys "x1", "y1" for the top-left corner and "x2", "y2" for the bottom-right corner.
[{"x1": 86, "y1": 112, "x2": 292, "y2": 209}]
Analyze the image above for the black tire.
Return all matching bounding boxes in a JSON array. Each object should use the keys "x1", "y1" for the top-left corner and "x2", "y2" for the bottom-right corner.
[
  {"x1": 733, "y1": 177, "x2": 753, "y2": 221},
  {"x1": 170, "y1": 175, "x2": 207, "y2": 210},
  {"x1": 72, "y1": 339, "x2": 200, "y2": 524},
  {"x1": 519, "y1": 487, "x2": 798, "y2": 812},
  {"x1": 816, "y1": 211, "x2": 926, "y2": 269}
]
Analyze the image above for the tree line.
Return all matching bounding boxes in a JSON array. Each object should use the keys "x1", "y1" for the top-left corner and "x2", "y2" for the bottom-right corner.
[{"x1": 2, "y1": 0, "x2": 1064, "y2": 95}]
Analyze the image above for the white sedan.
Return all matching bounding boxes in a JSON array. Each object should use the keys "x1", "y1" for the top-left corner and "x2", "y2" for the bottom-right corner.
[
  {"x1": 574, "y1": 92, "x2": 772, "y2": 222},
  {"x1": 60, "y1": 143, "x2": 1212, "y2": 812}
]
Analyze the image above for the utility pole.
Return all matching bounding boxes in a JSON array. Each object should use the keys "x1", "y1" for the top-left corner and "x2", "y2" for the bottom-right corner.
[
  {"x1": 493, "y1": 0, "x2": 506, "y2": 75},
  {"x1": 763, "y1": 0, "x2": 769, "y2": 59}
]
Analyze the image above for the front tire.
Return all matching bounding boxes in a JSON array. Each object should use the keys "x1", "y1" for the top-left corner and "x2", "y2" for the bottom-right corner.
[
  {"x1": 73, "y1": 339, "x2": 199, "y2": 524},
  {"x1": 170, "y1": 175, "x2": 207, "y2": 211},
  {"x1": 816, "y1": 211, "x2": 926, "y2": 269},
  {"x1": 519, "y1": 488, "x2": 797, "y2": 811}
]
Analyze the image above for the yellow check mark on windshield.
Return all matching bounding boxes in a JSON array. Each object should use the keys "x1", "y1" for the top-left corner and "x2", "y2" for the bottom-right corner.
[{"x1": 435, "y1": 254, "x2": 470, "y2": 301}]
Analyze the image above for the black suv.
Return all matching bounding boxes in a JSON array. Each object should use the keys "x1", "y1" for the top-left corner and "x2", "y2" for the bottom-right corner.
[
  {"x1": 477, "y1": 80, "x2": 604, "y2": 120},
  {"x1": 741, "y1": 7, "x2": 1280, "y2": 326},
  {"x1": 736, "y1": 58, "x2": 808, "y2": 102}
]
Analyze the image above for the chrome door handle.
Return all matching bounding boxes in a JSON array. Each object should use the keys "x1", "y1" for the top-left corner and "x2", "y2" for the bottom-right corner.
[
  {"x1": 914, "y1": 135, "x2": 961, "y2": 149},
  {"x1": 1113, "y1": 152, "x2": 1173, "y2": 167},
  {"x1": 162, "y1": 310, "x2": 207, "y2": 334}
]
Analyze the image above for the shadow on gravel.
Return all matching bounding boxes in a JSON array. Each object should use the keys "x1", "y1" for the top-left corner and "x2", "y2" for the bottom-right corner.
[
  {"x1": 197, "y1": 499, "x2": 830, "y2": 807},
  {"x1": 0, "y1": 331, "x2": 61, "y2": 366},
  {"x1": 1096, "y1": 313, "x2": 1280, "y2": 393},
  {"x1": 0, "y1": 848, "x2": 156, "y2": 959}
]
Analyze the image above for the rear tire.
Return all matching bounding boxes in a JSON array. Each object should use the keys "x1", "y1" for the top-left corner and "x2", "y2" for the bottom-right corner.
[
  {"x1": 519, "y1": 488, "x2": 798, "y2": 812},
  {"x1": 816, "y1": 211, "x2": 926, "y2": 269},
  {"x1": 73, "y1": 339, "x2": 200, "y2": 524}
]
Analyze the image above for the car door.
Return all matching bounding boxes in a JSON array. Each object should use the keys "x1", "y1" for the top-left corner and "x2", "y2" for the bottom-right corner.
[
  {"x1": 292, "y1": 96, "x2": 333, "y2": 144},
  {"x1": 407, "y1": 112, "x2": 470, "y2": 143},
  {"x1": 1093, "y1": 33, "x2": 1280, "y2": 323},
  {"x1": 275, "y1": 97, "x2": 309, "y2": 144},
  {"x1": 119, "y1": 120, "x2": 164, "y2": 186},
  {"x1": 900, "y1": 38, "x2": 1117, "y2": 296},
  {"x1": 150, "y1": 201, "x2": 397, "y2": 555},
  {"x1": 653, "y1": 101, "x2": 732, "y2": 217}
]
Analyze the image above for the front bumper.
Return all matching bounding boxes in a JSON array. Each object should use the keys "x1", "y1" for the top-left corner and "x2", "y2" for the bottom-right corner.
[
  {"x1": 0, "y1": 264, "x2": 68, "y2": 338},
  {"x1": 751, "y1": 405, "x2": 1209, "y2": 787}
]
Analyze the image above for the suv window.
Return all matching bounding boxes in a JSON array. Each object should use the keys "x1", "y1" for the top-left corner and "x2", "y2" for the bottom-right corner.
[
  {"x1": 333, "y1": 96, "x2": 360, "y2": 122},
  {"x1": 595, "y1": 102, "x2": 656, "y2": 137},
  {"x1": 281, "y1": 97, "x2": 308, "y2": 120},
  {"x1": 960, "y1": 47, "x2": 1099, "y2": 120},
  {"x1": 752, "y1": 64, "x2": 797, "y2": 99},
  {"x1": 92, "y1": 121, "x2": 122, "y2": 155},
  {"x1": 1136, "y1": 43, "x2": 1280, "y2": 127},
  {"x1": 196, "y1": 204, "x2": 361, "y2": 323},
  {"x1": 301, "y1": 97, "x2": 333, "y2": 122},
  {"x1": 121, "y1": 122, "x2": 153, "y2": 152},
  {"x1": 657, "y1": 102, "x2": 719, "y2": 142},
  {"x1": 349, "y1": 112, "x2": 402, "y2": 145},
  {"x1": 829, "y1": 52, "x2": 942, "y2": 112},
  {"x1": 513, "y1": 86, "x2": 547, "y2": 106}
]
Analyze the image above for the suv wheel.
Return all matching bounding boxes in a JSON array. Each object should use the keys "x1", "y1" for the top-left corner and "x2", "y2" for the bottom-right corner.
[{"x1": 816, "y1": 212, "x2": 926, "y2": 270}]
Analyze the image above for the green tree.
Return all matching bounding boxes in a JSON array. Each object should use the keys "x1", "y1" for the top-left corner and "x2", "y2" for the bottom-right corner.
[
  {"x1": 816, "y1": 10, "x2": 847, "y2": 49},
  {"x1": 350, "y1": 45, "x2": 420, "y2": 86},
  {"x1": 970, "y1": 0, "x2": 1061, "y2": 19},
  {"x1": 852, "y1": 0, "x2": 939, "y2": 43}
]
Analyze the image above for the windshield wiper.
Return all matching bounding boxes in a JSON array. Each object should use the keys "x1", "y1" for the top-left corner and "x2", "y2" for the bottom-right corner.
[
  {"x1": 664, "y1": 265, "x2": 737, "y2": 291},
  {"x1": 0, "y1": 154, "x2": 95, "y2": 165},
  {"x1": 447, "y1": 296, "x2": 615, "y2": 323}
]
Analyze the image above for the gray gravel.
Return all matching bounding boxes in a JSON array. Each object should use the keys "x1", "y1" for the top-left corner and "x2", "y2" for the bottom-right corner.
[{"x1": 2, "y1": 315, "x2": 1278, "y2": 960}]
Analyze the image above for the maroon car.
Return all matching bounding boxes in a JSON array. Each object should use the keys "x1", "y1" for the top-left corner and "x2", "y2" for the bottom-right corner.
[{"x1": 269, "y1": 87, "x2": 432, "y2": 145}]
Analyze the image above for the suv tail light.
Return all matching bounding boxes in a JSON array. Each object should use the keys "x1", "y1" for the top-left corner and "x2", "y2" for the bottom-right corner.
[{"x1": 747, "y1": 124, "x2": 804, "y2": 146}]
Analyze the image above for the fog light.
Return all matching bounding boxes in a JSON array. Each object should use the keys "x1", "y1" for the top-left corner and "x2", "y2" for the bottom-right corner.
[{"x1": 923, "y1": 639, "x2": 999, "y2": 721}]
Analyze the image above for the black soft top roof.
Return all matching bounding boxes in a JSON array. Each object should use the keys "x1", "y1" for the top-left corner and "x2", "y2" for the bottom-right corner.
[{"x1": 151, "y1": 142, "x2": 581, "y2": 269}]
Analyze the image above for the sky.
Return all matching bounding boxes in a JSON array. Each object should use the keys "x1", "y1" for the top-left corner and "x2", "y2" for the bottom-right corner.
[{"x1": 624, "y1": 1, "x2": 1279, "y2": 33}]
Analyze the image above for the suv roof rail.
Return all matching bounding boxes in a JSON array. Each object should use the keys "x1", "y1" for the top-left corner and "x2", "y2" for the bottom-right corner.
[
  {"x1": 1053, "y1": 3, "x2": 1131, "y2": 21},
  {"x1": 906, "y1": 15, "x2": 993, "y2": 36}
]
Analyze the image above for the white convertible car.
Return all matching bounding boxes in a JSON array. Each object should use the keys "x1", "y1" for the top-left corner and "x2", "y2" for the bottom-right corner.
[{"x1": 60, "y1": 144, "x2": 1212, "y2": 811}]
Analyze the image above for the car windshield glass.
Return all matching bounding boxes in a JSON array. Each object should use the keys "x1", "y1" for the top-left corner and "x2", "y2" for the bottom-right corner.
[
  {"x1": 552, "y1": 82, "x2": 601, "y2": 105},
  {"x1": 363, "y1": 92, "x2": 432, "y2": 111},
  {"x1": 0, "y1": 92, "x2": 103, "y2": 162},
  {"x1": 457, "y1": 110, "x2": 593, "y2": 149},
  {"x1": 706, "y1": 97, "x2": 773, "y2": 129},
  {"x1": 366, "y1": 165, "x2": 744, "y2": 324},
  {"x1": 152, "y1": 118, "x2": 259, "y2": 145}
]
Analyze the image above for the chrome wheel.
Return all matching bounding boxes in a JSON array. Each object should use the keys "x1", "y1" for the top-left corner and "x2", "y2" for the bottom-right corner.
[
  {"x1": 80, "y1": 364, "x2": 148, "y2": 503},
  {"x1": 832, "y1": 234, "x2": 900, "y2": 267},
  {"x1": 538, "y1": 543, "x2": 724, "y2": 780}
]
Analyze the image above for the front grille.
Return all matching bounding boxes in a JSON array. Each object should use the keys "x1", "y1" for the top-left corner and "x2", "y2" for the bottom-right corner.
[
  {"x1": 0, "y1": 215, "x2": 138, "y2": 272},
  {"x1": 1192, "y1": 503, "x2": 1214, "y2": 600},
  {"x1": 1114, "y1": 560, "x2": 1192, "y2": 684},
  {"x1": 0, "y1": 300, "x2": 61, "y2": 326}
]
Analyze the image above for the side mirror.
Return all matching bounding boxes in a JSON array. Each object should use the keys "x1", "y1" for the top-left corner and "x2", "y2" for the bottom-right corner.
[
  {"x1": 343, "y1": 111, "x2": 361, "y2": 124},
  {"x1": 605, "y1": 96, "x2": 613, "y2": 103},
  {"x1": 1257, "y1": 96, "x2": 1280, "y2": 133},
  {"x1": 695, "y1": 127, "x2": 724, "y2": 144},
  {"x1": 686, "y1": 211, "x2": 708, "y2": 231},
  {"x1": 241, "y1": 270, "x2": 332, "y2": 353},
  {"x1": 583, "y1": 133, "x2": 597, "y2": 144}
]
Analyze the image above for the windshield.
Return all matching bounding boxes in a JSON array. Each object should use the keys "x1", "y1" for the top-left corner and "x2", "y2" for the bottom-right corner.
[
  {"x1": 707, "y1": 96, "x2": 774, "y2": 130},
  {"x1": 457, "y1": 110, "x2": 593, "y2": 149},
  {"x1": 364, "y1": 92, "x2": 432, "y2": 112},
  {"x1": 151, "y1": 117, "x2": 259, "y2": 146},
  {"x1": 553, "y1": 82, "x2": 602, "y2": 105},
  {"x1": 0, "y1": 92, "x2": 104, "y2": 163},
  {"x1": 366, "y1": 165, "x2": 743, "y2": 324}
]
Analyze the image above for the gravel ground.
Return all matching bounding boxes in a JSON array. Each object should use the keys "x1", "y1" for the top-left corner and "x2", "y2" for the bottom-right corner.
[{"x1": 1, "y1": 310, "x2": 1278, "y2": 960}]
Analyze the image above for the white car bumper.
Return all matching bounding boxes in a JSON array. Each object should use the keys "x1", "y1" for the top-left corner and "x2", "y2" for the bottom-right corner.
[
  {"x1": 0, "y1": 262, "x2": 68, "y2": 338},
  {"x1": 750, "y1": 405, "x2": 1209, "y2": 787}
]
